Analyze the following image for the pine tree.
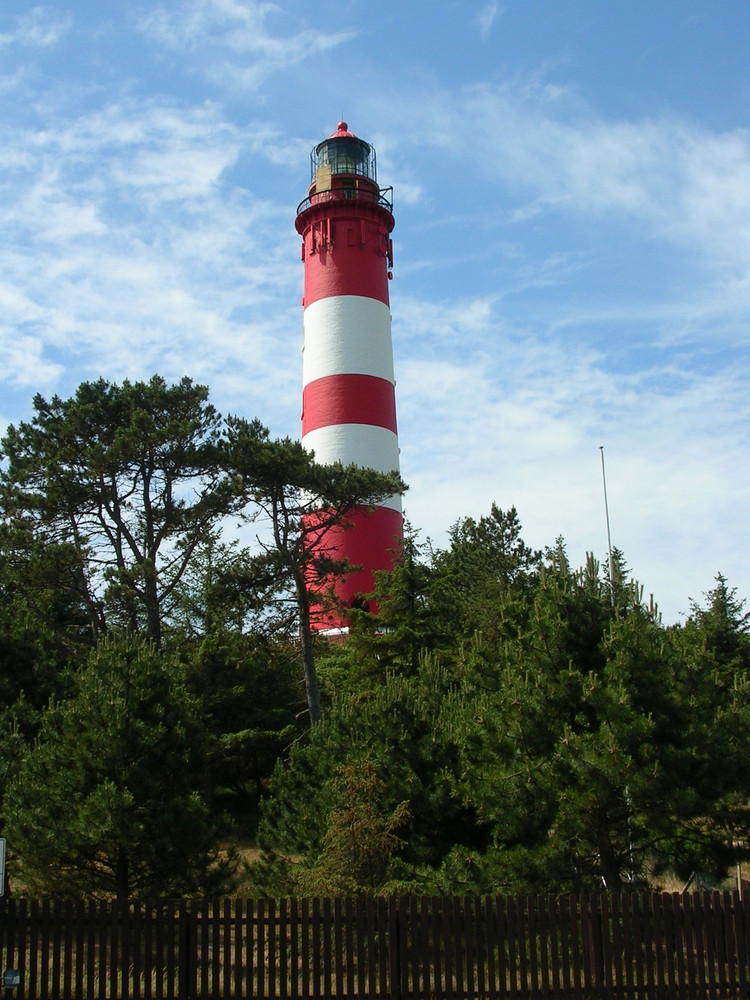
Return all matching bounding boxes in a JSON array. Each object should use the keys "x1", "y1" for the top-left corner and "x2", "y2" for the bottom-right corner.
[
  {"x1": 5, "y1": 634, "x2": 232, "y2": 900},
  {"x1": 0, "y1": 376, "x2": 236, "y2": 650}
]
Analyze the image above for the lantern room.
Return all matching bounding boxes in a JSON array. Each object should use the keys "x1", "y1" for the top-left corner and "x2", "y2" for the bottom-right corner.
[
  {"x1": 299, "y1": 121, "x2": 392, "y2": 214},
  {"x1": 312, "y1": 121, "x2": 376, "y2": 182}
]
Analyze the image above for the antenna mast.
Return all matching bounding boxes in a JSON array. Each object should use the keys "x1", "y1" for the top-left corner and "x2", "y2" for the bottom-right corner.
[{"x1": 600, "y1": 446, "x2": 615, "y2": 596}]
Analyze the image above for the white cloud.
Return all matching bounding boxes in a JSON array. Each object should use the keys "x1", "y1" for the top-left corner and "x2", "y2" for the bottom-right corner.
[
  {"x1": 0, "y1": 329, "x2": 63, "y2": 390},
  {"x1": 403, "y1": 79, "x2": 750, "y2": 275},
  {"x1": 389, "y1": 273, "x2": 750, "y2": 622},
  {"x1": 0, "y1": 89, "x2": 304, "y2": 433},
  {"x1": 0, "y1": 7, "x2": 71, "y2": 49},
  {"x1": 138, "y1": 0, "x2": 356, "y2": 89},
  {"x1": 474, "y1": 3, "x2": 501, "y2": 41}
]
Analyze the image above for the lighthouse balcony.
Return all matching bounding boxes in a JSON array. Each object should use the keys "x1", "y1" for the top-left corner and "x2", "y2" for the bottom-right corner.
[{"x1": 296, "y1": 185, "x2": 393, "y2": 218}]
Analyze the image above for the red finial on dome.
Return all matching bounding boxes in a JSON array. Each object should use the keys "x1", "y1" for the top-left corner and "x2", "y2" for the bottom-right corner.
[{"x1": 328, "y1": 120, "x2": 356, "y2": 139}]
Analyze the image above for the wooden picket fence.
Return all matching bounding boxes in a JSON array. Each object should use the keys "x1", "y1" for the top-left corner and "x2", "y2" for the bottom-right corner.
[{"x1": 1, "y1": 890, "x2": 749, "y2": 999}]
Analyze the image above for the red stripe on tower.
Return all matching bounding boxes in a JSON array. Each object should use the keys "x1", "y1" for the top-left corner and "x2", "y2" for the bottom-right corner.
[
  {"x1": 295, "y1": 121, "x2": 403, "y2": 633},
  {"x1": 302, "y1": 374, "x2": 397, "y2": 436}
]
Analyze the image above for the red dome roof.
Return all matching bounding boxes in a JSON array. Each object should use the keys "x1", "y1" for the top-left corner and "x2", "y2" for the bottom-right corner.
[{"x1": 327, "y1": 120, "x2": 357, "y2": 139}]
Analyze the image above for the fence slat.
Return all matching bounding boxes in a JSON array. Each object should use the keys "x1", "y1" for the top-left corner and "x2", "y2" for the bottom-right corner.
[
  {"x1": 221, "y1": 898, "x2": 231, "y2": 1000},
  {"x1": 131, "y1": 900, "x2": 142, "y2": 1000},
  {"x1": 376, "y1": 897, "x2": 388, "y2": 1000},
  {"x1": 643, "y1": 891, "x2": 656, "y2": 997},
  {"x1": 431, "y1": 896, "x2": 442, "y2": 1000},
  {"x1": 721, "y1": 889, "x2": 737, "y2": 997},
  {"x1": 258, "y1": 896, "x2": 267, "y2": 1000},
  {"x1": 332, "y1": 896, "x2": 343, "y2": 1000},
  {"x1": 460, "y1": 896, "x2": 473, "y2": 1000},
  {"x1": 311, "y1": 897, "x2": 321, "y2": 1000},
  {"x1": 666, "y1": 893, "x2": 680, "y2": 996},
  {"x1": 484, "y1": 896, "x2": 497, "y2": 1000},
  {"x1": 418, "y1": 896, "x2": 431, "y2": 997},
  {"x1": 268, "y1": 897, "x2": 277, "y2": 1000},
  {"x1": 398, "y1": 895, "x2": 409, "y2": 1000},
  {"x1": 144, "y1": 901, "x2": 155, "y2": 1000},
  {"x1": 632, "y1": 893, "x2": 647, "y2": 996},
  {"x1": 279, "y1": 897, "x2": 289, "y2": 1000},
  {"x1": 62, "y1": 898, "x2": 74, "y2": 1000},
  {"x1": 300, "y1": 898, "x2": 309, "y2": 1000},
  {"x1": 649, "y1": 891, "x2": 665, "y2": 994},
  {"x1": 673, "y1": 892, "x2": 688, "y2": 995},
  {"x1": 441, "y1": 896, "x2": 453, "y2": 1000},
  {"x1": 504, "y1": 894, "x2": 517, "y2": 1000},
  {"x1": 163, "y1": 902, "x2": 174, "y2": 1000},
  {"x1": 210, "y1": 899, "x2": 221, "y2": 1000},
  {"x1": 474, "y1": 895, "x2": 486, "y2": 1000},
  {"x1": 705, "y1": 892, "x2": 724, "y2": 994},
  {"x1": 3, "y1": 899, "x2": 18, "y2": 996},
  {"x1": 731, "y1": 889, "x2": 748, "y2": 1000},
  {"x1": 547, "y1": 896, "x2": 563, "y2": 998},
  {"x1": 322, "y1": 897, "x2": 332, "y2": 1000},
  {"x1": 14, "y1": 897, "x2": 27, "y2": 1000},
  {"x1": 28, "y1": 897, "x2": 40, "y2": 1000},
  {"x1": 580, "y1": 894, "x2": 593, "y2": 999},
  {"x1": 152, "y1": 902, "x2": 165, "y2": 1000},
  {"x1": 366, "y1": 895, "x2": 378, "y2": 1000},
  {"x1": 409, "y1": 894, "x2": 420, "y2": 999},
  {"x1": 680, "y1": 892, "x2": 698, "y2": 1000},
  {"x1": 354, "y1": 896, "x2": 367, "y2": 1000},
  {"x1": 345, "y1": 897, "x2": 355, "y2": 1000},
  {"x1": 620, "y1": 893, "x2": 632, "y2": 998},
  {"x1": 692, "y1": 891, "x2": 708, "y2": 999},
  {"x1": 452, "y1": 895, "x2": 464, "y2": 1000},
  {"x1": 289, "y1": 897, "x2": 299, "y2": 1000},
  {"x1": 557, "y1": 896, "x2": 575, "y2": 996},
  {"x1": 526, "y1": 893, "x2": 540, "y2": 998}
]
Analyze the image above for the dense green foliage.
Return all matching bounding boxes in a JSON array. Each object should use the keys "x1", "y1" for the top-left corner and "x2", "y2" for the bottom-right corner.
[
  {"x1": 5, "y1": 635, "x2": 227, "y2": 900},
  {"x1": 1, "y1": 376, "x2": 749, "y2": 899},
  {"x1": 0, "y1": 376, "x2": 402, "y2": 896},
  {"x1": 256, "y1": 545, "x2": 750, "y2": 895}
]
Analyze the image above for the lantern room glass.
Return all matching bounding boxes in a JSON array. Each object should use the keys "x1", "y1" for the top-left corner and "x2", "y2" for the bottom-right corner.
[{"x1": 311, "y1": 136, "x2": 377, "y2": 182}]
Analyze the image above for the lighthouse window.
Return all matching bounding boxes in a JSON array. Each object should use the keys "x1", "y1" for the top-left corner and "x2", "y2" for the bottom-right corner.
[
  {"x1": 314, "y1": 137, "x2": 375, "y2": 180},
  {"x1": 342, "y1": 182, "x2": 356, "y2": 199}
]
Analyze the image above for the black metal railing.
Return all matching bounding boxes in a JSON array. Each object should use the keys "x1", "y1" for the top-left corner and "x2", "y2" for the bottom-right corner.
[{"x1": 296, "y1": 186, "x2": 393, "y2": 218}]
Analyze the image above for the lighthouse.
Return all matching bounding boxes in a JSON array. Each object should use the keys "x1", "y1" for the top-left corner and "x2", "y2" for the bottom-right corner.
[{"x1": 295, "y1": 121, "x2": 403, "y2": 633}]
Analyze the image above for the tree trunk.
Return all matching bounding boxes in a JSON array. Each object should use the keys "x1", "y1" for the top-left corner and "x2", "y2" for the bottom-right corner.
[
  {"x1": 295, "y1": 577, "x2": 322, "y2": 725},
  {"x1": 597, "y1": 827, "x2": 623, "y2": 891},
  {"x1": 143, "y1": 562, "x2": 162, "y2": 648},
  {"x1": 115, "y1": 848, "x2": 130, "y2": 904}
]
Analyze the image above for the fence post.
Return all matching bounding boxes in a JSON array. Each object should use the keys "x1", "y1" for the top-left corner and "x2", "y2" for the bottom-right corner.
[
  {"x1": 1, "y1": 898, "x2": 16, "y2": 1000},
  {"x1": 177, "y1": 900, "x2": 190, "y2": 1000},
  {"x1": 388, "y1": 897, "x2": 400, "y2": 1000}
]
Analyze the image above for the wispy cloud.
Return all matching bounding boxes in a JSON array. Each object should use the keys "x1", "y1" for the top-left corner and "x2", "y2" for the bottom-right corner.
[
  {"x1": 394, "y1": 287, "x2": 750, "y2": 618},
  {"x1": 474, "y1": 3, "x2": 501, "y2": 41},
  {"x1": 404, "y1": 79, "x2": 750, "y2": 250},
  {"x1": 0, "y1": 92, "x2": 301, "y2": 432},
  {"x1": 138, "y1": 0, "x2": 356, "y2": 89},
  {"x1": 0, "y1": 7, "x2": 71, "y2": 49}
]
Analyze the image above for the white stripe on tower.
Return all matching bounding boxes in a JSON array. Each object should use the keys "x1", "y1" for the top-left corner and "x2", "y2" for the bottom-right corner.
[{"x1": 302, "y1": 295, "x2": 394, "y2": 383}]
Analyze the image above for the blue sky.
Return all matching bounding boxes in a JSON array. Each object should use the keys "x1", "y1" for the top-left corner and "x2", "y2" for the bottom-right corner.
[{"x1": 1, "y1": 1, "x2": 749, "y2": 623}]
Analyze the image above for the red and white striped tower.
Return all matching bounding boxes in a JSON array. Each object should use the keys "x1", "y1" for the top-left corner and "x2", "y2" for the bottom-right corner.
[{"x1": 295, "y1": 121, "x2": 403, "y2": 633}]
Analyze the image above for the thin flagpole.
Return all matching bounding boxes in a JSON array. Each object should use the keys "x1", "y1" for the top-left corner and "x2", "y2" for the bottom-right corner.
[{"x1": 600, "y1": 446, "x2": 614, "y2": 597}]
